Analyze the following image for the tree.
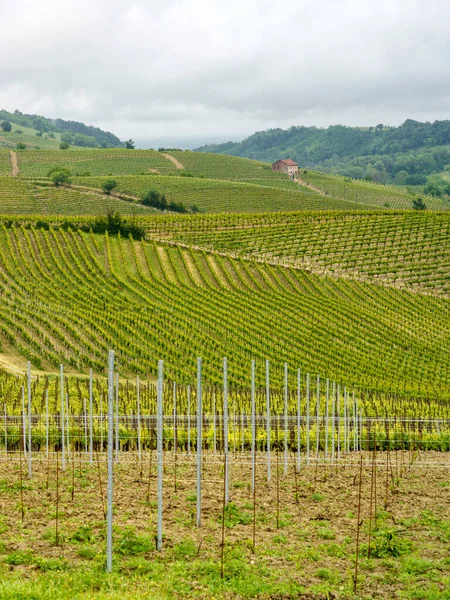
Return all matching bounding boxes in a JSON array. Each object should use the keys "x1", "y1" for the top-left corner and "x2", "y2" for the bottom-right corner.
[
  {"x1": 47, "y1": 167, "x2": 72, "y2": 186},
  {"x1": 124, "y1": 139, "x2": 135, "y2": 149},
  {"x1": 102, "y1": 179, "x2": 118, "y2": 195},
  {"x1": 412, "y1": 197, "x2": 427, "y2": 210},
  {"x1": 60, "y1": 142, "x2": 70, "y2": 150},
  {"x1": 0, "y1": 121, "x2": 12, "y2": 132},
  {"x1": 16, "y1": 142, "x2": 27, "y2": 150}
]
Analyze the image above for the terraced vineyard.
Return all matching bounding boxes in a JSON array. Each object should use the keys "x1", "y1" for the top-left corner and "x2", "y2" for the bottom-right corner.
[
  {"x1": 0, "y1": 221, "x2": 449, "y2": 399},
  {"x1": 301, "y1": 170, "x2": 450, "y2": 211},
  {"x1": 17, "y1": 149, "x2": 178, "y2": 178},
  {"x1": 150, "y1": 211, "x2": 450, "y2": 296},
  {"x1": 73, "y1": 175, "x2": 363, "y2": 213},
  {"x1": 169, "y1": 150, "x2": 293, "y2": 181}
]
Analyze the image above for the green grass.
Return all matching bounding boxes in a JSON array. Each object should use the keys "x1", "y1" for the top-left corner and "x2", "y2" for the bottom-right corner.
[{"x1": 0, "y1": 121, "x2": 62, "y2": 149}]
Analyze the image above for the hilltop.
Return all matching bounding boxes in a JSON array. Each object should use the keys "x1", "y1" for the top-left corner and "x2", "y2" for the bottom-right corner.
[
  {"x1": 196, "y1": 119, "x2": 450, "y2": 197},
  {"x1": 0, "y1": 108, "x2": 122, "y2": 149},
  {"x1": 1, "y1": 147, "x2": 445, "y2": 216}
]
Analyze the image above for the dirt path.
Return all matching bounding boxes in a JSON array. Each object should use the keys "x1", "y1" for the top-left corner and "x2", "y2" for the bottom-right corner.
[
  {"x1": 9, "y1": 150, "x2": 19, "y2": 176},
  {"x1": 162, "y1": 152, "x2": 184, "y2": 170},
  {"x1": 295, "y1": 175, "x2": 328, "y2": 196}
]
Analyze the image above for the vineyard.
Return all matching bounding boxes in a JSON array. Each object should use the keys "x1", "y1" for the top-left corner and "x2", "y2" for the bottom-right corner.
[
  {"x1": 1, "y1": 147, "x2": 450, "y2": 598},
  {"x1": 73, "y1": 175, "x2": 362, "y2": 213},
  {"x1": 151, "y1": 210, "x2": 450, "y2": 296},
  {"x1": 16, "y1": 149, "x2": 179, "y2": 178},
  {"x1": 300, "y1": 170, "x2": 450, "y2": 211},
  {"x1": 0, "y1": 221, "x2": 449, "y2": 399}
]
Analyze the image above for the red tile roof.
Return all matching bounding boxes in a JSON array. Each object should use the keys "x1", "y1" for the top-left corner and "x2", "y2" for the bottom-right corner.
[{"x1": 272, "y1": 159, "x2": 298, "y2": 166}]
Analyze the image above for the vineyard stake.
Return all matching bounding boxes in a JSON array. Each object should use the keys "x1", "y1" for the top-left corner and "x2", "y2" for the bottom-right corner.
[
  {"x1": 251, "y1": 360, "x2": 256, "y2": 493},
  {"x1": 156, "y1": 360, "x2": 163, "y2": 551},
  {"x1": 196, "y1": 357, "x2": 202, "y2": 527},
  {"x1": 106, "y1": 350, "x2": 115, "y2": 573},
  {"x1": 21, "y1": 387, "x2": 26, "y2": 457},
  {"x1": 223, "y1": 357, "x2": 229, "y2": 505},
  {"x1": 306, "y1": 373, "x2": 310, "y2": 466},
  {"x1": 283, "y1": 363, "x2": 288, "y2": 475},
  {"x1": 297, "y1": 368, "x2": 301, "y2": 471},
  {"x1": 331, "y1": 382, "x2": 335, "y2": 464},
  {"x1": 325, "y1": 379, "x2": 329, "y2": 462},
  {"x1": 354, "y1": 454, "x2": 363, "y2": 595},
  {"x1": 3, "y1": 405, "x2": 6, "y2": 458},
  {"x1": 89, "y1": 369, "x2": 93, "y2": 465},
  {"x1": 27, "y1": 361, "x2": 32, "y2": 479},
  {"x1": 137, "y1": 375, "x2": 141, "y2": 463},
  {"x1": 83, "y1": 398, "x2": 88, "y2": 454},
  {"x1": 65, "y1": 392, "x2": 70, "y2": 458},
  {"x1": 315, "y1": 374, "x2": 320, "y2": 463},
  {"x1": 173, "y1": 381, "x2": 177, "y2": 492},
  {"x1": 187, "y1": 384, "x2": 191, "y2": 455},
  {"x1": 266, "y1": 359, "x2": 271, "y2": 481},
  {"x1": 45, "y1": 389, "x2": 49, "y2": 459},
  {"x1": 115, "y1": 373, "x2": 119, "y2": 462}
]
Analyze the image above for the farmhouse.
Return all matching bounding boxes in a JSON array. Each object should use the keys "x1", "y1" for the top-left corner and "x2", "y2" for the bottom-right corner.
[{"x1": 272, "y1": 159, "x2": 299, "y2": 177}]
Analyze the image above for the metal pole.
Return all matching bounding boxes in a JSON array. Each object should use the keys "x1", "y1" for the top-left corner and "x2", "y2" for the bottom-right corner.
[
  {"x1": 306, "y1": 373, "x2": 310, "y2": 466},
  {"x1": 331, "y1": 382, "x2": 335, "y2": 464},
  {"x1": 137, "y1": 375, "x2": 141, "y2": 462},
  {"x1": 66, "y1": 394, "x2": 70, "y2": 457},
  {"x1": 4, "y1": 405, "x2": 7, "y2": 457},
  {"x1": 266, "y1": 360, "x2": 271, "y2": 481},
  {"x1": 187, "y1": 384, "x2": 191, "y2": 455},
  {"x1": 196, "y1": 357, "x2": 202, "y2": 527},
  {"x1": 83, "y1": 397, "x2": 88, "y2": 454},
  {"x1": 27, "y1": 361, "x2": 32, "y2": 479},
  {"x1": 157, "y1": 360, "x2": 163, "y2": 551},
  {"x1": 223, "y1": 357, "x2": 229, "y2": 505},
  {"x1": 115, "y1": 373, "x2": 119, "y2": 461},
  {"x1": 106, "y1": 350, "x2": 115, "y2": 573},
  {"x1": 45, "y1": 389, "x2": 49, "y2": 459},
  {"x1": 337, "y1": 384, "x2": 341, "y2": 461},
  {"x1": 325, "y1": 379, "x2": 329, "y2": 462},
  {"x1": 316, "y1": 375, "x2": 320, "y2": 463},
  {"x1": 297, "y1": 368, "x2": 301, "y2": 471},
  {"x1": 283, "y1": 363, "x2": 288, "y2": 475},
  {"x1": 89, "y1": 369, "x2": 93, "y2": 465},
  {"x1": 251, "y1": 359, "x2": 256, "y2": 493},
  {"x1": 21, "y1": 387, "x2": 26, "y2": 456}
]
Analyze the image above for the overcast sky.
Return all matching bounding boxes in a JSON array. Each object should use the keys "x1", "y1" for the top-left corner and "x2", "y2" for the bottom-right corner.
[{"x1": 1, "y1": 0, "x2": 450, "y2": 147}]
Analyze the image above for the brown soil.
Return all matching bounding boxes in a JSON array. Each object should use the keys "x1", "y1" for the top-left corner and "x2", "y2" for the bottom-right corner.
[
  {"x1": 9, "y1": 150, "x2": 19, "y2": 176},
  {"x1": 162, "y1": 153, "x2": 184, "y2": 170},
  {"x1": 0, "y1": 450, "x2": 449, "y2": 598}
]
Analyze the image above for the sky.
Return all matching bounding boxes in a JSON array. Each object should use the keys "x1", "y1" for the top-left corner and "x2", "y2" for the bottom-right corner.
[{"x1": 1, "y1": 0, "x2": 450, "y2": 148}]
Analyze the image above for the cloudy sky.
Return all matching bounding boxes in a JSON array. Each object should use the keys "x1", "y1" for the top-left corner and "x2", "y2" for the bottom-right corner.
[{"x1": 1, "y1": 0, "x2": 449, "y2": 147}]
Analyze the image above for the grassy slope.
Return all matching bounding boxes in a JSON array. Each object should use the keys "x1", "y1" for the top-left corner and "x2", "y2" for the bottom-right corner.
[
  {"x1": 0, "y1": 121, "x2": 62, "y2": 149},
  {"x1": 73, "y1": 175, "x2": 364, "y2": 213},
  {"x1": 0, "y1": 224, "x2": 449, "y2": 398},
  {"x1": 301, "y1": 170, "x2": 450, "y2": 211},
  {"x1": 0, "y1": 178, "x2": 154, "y2": 215}
]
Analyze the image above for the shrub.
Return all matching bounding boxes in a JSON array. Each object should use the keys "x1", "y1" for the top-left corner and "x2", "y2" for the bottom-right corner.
[{"x1": 102, "y1": 179, "x2": 118, "y2": 195}]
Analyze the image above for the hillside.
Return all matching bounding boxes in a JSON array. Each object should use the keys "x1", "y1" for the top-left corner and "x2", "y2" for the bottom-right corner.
[
  {"x1": 0, "y1": 219, "x2": 449, "y2": 400},
  {"x1": 0, "y1": 147, "x2": 440, "y2": 215},
  {"x1": 0, "y1": 108, "x2": 122, "y2": 149},
  {"x1": 196, "y1": 119, "x2": 450, "y2": 195}
]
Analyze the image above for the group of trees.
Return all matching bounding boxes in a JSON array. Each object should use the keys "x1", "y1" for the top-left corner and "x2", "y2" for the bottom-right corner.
[
  {"x1": 197, "y1": 119, "x2": 450, "y2": 190},
  {"x1": 141, "y1": 189, "x2": 199, "y2": 214},
  {"x1": 0, "y1": 109, "x2": 123, "y2": 148}
]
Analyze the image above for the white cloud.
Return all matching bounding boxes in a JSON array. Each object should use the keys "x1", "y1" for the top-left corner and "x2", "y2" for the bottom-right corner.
[{"x1": 0, "y1": 0, "x2": 449, "y2": 146}]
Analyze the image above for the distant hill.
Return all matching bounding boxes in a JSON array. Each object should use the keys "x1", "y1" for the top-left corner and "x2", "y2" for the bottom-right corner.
[
  {"x1": 0, "y1": 108, "x2": 122, "y2": 149},
  {"x1": 196, "y1": 120, "x2": 450, "y2": 197}
]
